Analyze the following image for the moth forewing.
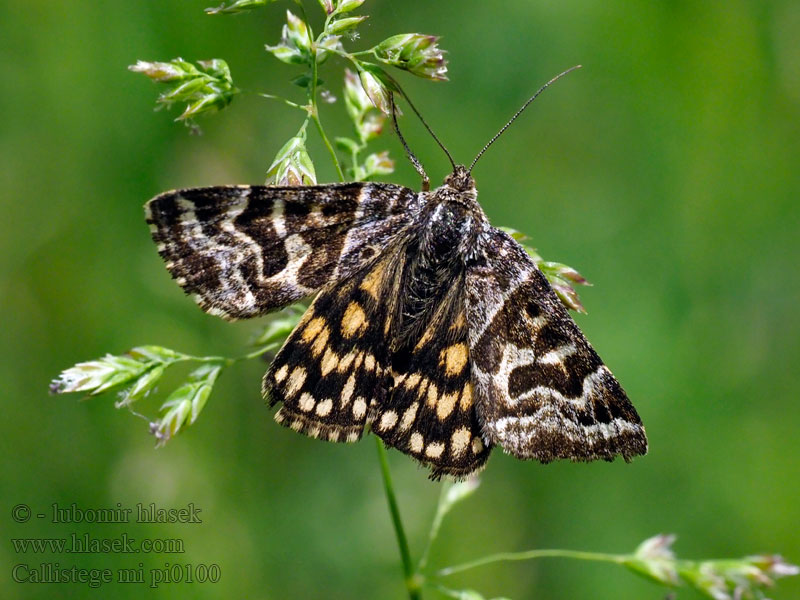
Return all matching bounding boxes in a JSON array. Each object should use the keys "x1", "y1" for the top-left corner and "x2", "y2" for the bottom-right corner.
[{"x1": 145, "y1": 182, "x2": 418, "y2": 320}]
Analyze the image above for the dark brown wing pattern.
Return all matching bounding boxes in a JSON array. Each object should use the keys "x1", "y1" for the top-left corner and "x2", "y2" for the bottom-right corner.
[
  {"x1": 145, "y1": 183, "x2": 418, "y2": 319},
  {"x1": 262, "y1": 243, "x2": 403, "y2": 443},
  {"x1": 466, "y1": 227, "x2": 647, "y2": 463}
]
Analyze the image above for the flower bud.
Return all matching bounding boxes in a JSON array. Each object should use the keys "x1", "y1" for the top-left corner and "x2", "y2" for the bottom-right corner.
[
  {"x1": 266, "y1": 131, "x2": 317, "y2": 186},
  {"x1": 373, "y1": 33, "x2": 448, "y2": 81},
  {"x1": 622, "y1": 534, "x2": 680, "y2": 586},
  {"x1": 364, "y1": 151, "x2": 394, "y2": 177},
  {"x1": 116, "y1": 365, "x2": 165, "y2": 408},
  {"x1": 316, "y1": 34, "x2": 343, "y2": 64},
  {"x1": 131, "y1": 57, "x2": 238, "y2": 122},
  {"x1": 344, "y1": 68, "x2": 371, "y2": 117},
  {"x1": 151, "y1": 364, "x2": 222, "y2": 446},
  {"x1": 336, "y1": 0, "x2": 365, "y2": 14},
  {"x1": 50, "y1": 353, "x2": 150, "y2": 396},
  {"x1": 358, "y1": 69, "x2": 392, "y2": 115},
  {"x1": 128, "y1": 60, "x2": 192, "y2": 82},
  {"x1": 329, "y1": 15, "x2": 368, "y2": 34},
  {"x1": 318, "y1": 0, "x2": 335, "y2": 14},
  {"x1": 286, "y1": 11, "x2": 312, "y2": 56},
  {"x1": 266, "y1": 11, "x2": 312, "y2": 65},
  {"x1": 343, "y1": 68, "x2": 386, "y2": 142}
]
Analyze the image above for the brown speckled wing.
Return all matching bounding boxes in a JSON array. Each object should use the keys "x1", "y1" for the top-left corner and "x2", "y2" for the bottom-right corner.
[
  {"x1": 145, "y1": 183, "x2": 419, "y2": 320},
  {"x1": 466, "y1": 227, "x2": 647, "y2": 463}
]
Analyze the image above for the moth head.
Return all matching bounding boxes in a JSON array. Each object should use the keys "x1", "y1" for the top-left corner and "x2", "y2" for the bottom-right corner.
[{"x1": 443, "y1": 165, "x2": 475, "y2": 193}]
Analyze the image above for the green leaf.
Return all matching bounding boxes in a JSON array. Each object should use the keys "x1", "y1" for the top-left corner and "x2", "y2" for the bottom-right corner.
[
  {"x1": 455, "y1": 590, "x2": 485, "y2": 600},
  {"x1": 497, "y1": 226, "x2": 528, "y2": 242}
]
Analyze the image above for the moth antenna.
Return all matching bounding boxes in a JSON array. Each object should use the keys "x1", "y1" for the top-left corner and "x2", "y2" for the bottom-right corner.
[
  {"x1": 468, "y1": 65, "x2": 582, "y2": 174},
  {"x1": 390, "y1": 82, "x2": 456, "y2": 171},
  {"x1": 390, "y1": 93, "x2": 430, "y2": 191}
]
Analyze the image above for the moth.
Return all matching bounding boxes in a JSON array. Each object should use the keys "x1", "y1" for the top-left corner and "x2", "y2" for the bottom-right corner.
[{"x1": 145, "y1": 71, "x2": 647, "y2": 479}]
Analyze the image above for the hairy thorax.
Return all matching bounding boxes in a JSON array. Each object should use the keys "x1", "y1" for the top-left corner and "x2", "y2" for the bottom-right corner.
[{"x1": 391, "y1": 169, "x2": 485, "y2": 348}]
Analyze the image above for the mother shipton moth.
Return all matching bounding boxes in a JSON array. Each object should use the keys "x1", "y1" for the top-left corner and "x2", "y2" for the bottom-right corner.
[{"x1": 145, "y1": 68, "x2": 647, "y2": 479}]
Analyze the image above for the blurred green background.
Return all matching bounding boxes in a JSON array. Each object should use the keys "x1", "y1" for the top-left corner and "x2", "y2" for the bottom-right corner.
[{"x1": 2, "y1": 0, "x2": 799, "y2": 598}]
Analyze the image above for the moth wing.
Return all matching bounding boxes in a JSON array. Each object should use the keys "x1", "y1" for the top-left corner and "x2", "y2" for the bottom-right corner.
[
  {"x1": 262, "y1": 241, "x2": 405, "y2": 442},
  {"x1": 466, "y1": 227, "x2": 647, "y2": 462},
  {"x1": 145, "y1": 183, "x2": 418, "y2": 320},
  {"x1": 373, "y1": 282, "x2": 492, "y2": 480}
]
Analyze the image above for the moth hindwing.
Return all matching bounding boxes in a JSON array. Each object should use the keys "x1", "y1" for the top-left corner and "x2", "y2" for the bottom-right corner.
[{"x1": 146, "y1": 165, "x2": 647, "y2": 479}]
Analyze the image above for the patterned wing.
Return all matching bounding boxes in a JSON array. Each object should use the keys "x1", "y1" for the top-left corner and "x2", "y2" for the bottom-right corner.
[
  {"x1": 466, "y1": 227, "x2": 647, "y2": 462},
  {"x1": 262, "y1": 242, "x2": 405, "y2": 442},
  {"x1": 145, "y1": 183, "x2": 418, "y2": 320},
  {"x1": 373, "y1": 279, "x2": 492, "y2": 480}
]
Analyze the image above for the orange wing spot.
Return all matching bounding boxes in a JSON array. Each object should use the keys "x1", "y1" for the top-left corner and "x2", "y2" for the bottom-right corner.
[
  {"x1": 436, "y1": 391, "x2": 458, "y2": 421},
  {"x1": 301, "y1": 317, "x2": 326, "y2": 344},
  {"x1": 413, "y1": 325, "x2": 435, "y2": 351},
  {"x1": 399, "y1": 402, "x2": 419, "y2": 432},
  {"x1": 449, "y1": 311, "x2": 466, "y2": 331},
  {"x1": 359, "y1": 259, "x2": 386, "y2": 301},
  {"x1": 298, "y1": 392, "x2": 315, "y2": 412},
  {"x1": 274, "y1": 364, "x2": 289, "y2": 383},
  {"x1": 341, "y1": 302, "x2": 368, "y2": 338},
  {"x1": 440, "y1": 343, "x2": 469, "y2": 377},
  {"x1": 426, "y1": 382, "x2": 439, "y2": 408},
  {"x1": 310, "y1": 324, "x2": 330, "y2": 358},
  {"x1": 337, "y1": 351, "x2": 356, "y2": 373},
  {"x1": 378, "y1": 410, "x2": 399, "y2": 431},
  {"x1": 403, "y1": 373, "x2": 422, "y2": 390},
  {"x1": 340, "y1": 373, "x2": 356, "y2": 407},
  {"x1": 315, "y1": 398, "x2": 333, "y2": 417},
  {"x1": 417, "y1": 378, "x2": 430, "y2": 399},
  {"x1": 352, "y1": 397, "x2": 368, "y2": 420},
  {"x1": 451, "y1": 427, "x2": 471, "y2": 457},
  {"x1": 425, "y1": 441, "x2": 445, "y2": 459},
  {"x1": 285, "y1": 367, "x2": 307, "y2": 398},
  {"x1": 320, "y1": 348, "x2": 340, "y2": 376},
  {"x1": 459, "y1": 382, "x2": 474, "y2": 411}
]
